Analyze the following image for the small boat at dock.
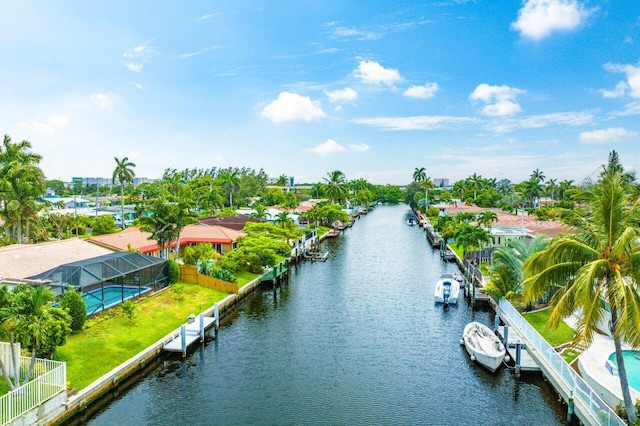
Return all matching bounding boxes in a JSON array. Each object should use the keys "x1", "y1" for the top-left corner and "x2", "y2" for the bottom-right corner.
[
  {"x1": 407, "y1": 217, "x2": 416, "y2": 226},
  {"x1": 434, "y1": 273, "x2": 459, "y2": 305},
  {"x1": 461, "y1": 322, "x2": 507, "y2": 373}
]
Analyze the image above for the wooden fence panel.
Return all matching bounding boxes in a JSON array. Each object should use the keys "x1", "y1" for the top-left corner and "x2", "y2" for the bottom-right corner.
[{"x1": 179, "y1": 265, "x2": 239, "y2": 294}]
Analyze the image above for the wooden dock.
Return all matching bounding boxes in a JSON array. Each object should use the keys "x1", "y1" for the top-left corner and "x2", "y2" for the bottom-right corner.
[
  {"x1": 497, "y1": 325, "x2": 541, "y2": 372},
  {"x1": 463, "y1": 280, "x2": 492, "y2": 304},
  {"x1": 164, "y1": 313, "x2": 217, "y2": 356}
]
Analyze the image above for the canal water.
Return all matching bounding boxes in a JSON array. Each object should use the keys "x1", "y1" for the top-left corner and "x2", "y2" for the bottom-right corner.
[{"x1": 86, "y1": 204, "x2": 565, "y2": 425}]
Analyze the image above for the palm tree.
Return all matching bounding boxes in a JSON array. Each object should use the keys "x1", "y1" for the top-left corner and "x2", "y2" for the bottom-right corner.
[
  {"x1": 468, "y1": 173, "x2": 484, "y2": 201},
  {"x1": 530, "y1": 168, "x2": 546, "y2": 183},
  {"x1": 323, "y1": 170, "x2": 348, "y2": 205},
  {"x1": 413, "y1": 167, "x2": 426, "y2": 182},
  {"x1": 112, "y1": 157, "x2": 136, "y2": 229},
  {"x1": 274, "y1": 211, "x2": 293, "y2": 229},
  {"x1": 522, "y1": 170, "x2": 640, "y2": 423},
  {"x1": 276, "y1": 174, "x2": 288, "y2": 188},
  {"x1": 545, "y1": 178, "x2": 558, "y2": 201},
  {"x1": 484, "y1": 236, "x2": 548, "y2": 301},
  {"x1": 219, "y1": 170, "x2": 241, "y2": 208},
  {"x1": 477, "y1": 210, "x2": 498, "y2": 231}
]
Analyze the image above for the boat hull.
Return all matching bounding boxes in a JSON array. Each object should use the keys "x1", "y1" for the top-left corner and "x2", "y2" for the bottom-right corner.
[
  {"x1": 462, "y1": 322, "x2": 505, "y2": 373},
  {"x1": 434, "y1": 274, "x2": 460, "y2": 305}
]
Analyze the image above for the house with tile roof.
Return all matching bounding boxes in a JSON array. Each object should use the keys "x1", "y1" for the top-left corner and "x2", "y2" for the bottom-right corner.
[
  {"x1": 87, "y1": 224, "x2": 246, "y2": 257},
  {"x1": 0, "y1": 239, "x2": 115, "y2": 283}
]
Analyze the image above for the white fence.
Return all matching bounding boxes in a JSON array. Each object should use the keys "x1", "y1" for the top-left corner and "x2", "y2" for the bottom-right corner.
[
  {"x1": 0, "y1": 355, "x2": 66, "y2": 425},
  {"x1": 499, "y1": 299, "x2": 625, "y2": 426}
]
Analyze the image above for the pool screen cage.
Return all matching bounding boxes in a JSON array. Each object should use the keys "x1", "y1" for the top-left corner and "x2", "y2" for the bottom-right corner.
[{"x1": 28, "y1": 252, "x2": 169, "y2": 313}]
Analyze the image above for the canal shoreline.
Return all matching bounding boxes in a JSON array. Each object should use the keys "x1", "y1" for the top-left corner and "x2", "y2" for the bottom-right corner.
[{"x1": 44, "y1": 229, "x2": 338, "y2": 426}]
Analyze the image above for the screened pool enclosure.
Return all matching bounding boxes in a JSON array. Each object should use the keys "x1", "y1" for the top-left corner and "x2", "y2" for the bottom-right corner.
[{"x1": 28, "y1": 252, "x2": 169, "y2": 315}]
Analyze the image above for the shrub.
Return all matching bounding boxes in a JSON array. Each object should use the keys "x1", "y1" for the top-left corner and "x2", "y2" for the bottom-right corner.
[
  {"x1": 209, "y1": 268, "x2": 237, "y2": 283},
  {"x1": 120, "y1": 300, "x2": 135, "y2": 320},
  {"x1": 91, "y1": 215, "x2": 117, "y2": 236},
  {"x1": 60, "y1": 290, "x2": 86, "y2": 332},
  {"x1": 167, "y1": 258, "x2": 180, "y2": 284}
]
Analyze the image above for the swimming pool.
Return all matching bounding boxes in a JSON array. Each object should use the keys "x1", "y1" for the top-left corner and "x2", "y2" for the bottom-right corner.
[
  {"x1": 83, "y1": 285, "x2": 152, "y2": 315},
  {"x1": 607, "y1": 350, "x2": 640, "y2": 391}
]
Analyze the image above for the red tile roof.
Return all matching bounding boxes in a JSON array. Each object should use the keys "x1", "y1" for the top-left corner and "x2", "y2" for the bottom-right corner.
[{"x1": 87, "y1": 225, "x2": 246, "y2": 254}]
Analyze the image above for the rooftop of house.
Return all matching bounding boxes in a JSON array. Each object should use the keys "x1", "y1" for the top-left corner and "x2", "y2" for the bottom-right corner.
[{"x1": 0, "y1": 239, "x2": 114, "y2": 281}]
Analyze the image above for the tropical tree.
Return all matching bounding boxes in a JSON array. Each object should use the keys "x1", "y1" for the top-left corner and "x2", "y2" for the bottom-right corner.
[
  {"x1": 0, "y1": 136, "x2": 46, "y2": 243},
  {"x1": 477, "y1": 210, "x2": 498, "y2": 231},
  {"x1": 274, "y1": 211, "x2": 294, "y2": 229},
  {"x1": 545, "y1": 178, "x2": 558, "y2": 201},
  {"x1": 530, "y1": 168, "x2": 546, "y2": 184},
  {"x1": 11, "y1": 285, "x2": 71, "y2": 381},
  {"x1": 276, "y1": 174, "x2": 288, "y2": 187},
  {"x1": 112, "y1": 157, "x2": 136, "y2": 229},
  {"x1": 522, "y1": 170, "x2": 640, "y2": 423},
  {"x1": 468, "y1": 173, "x2": 484, "y2": 201},
  {"x1": 413, "y1": 167, "x2": 426, "y2": 183},
  {"x1": 219, "y1": 170, "x2": 241, "y2": 208},
  {"x1": 323, "y1": 170, "x2": 348, "y2": 205},
  {"x1": 484, "y1": 236, "x2": 548, "y2": 301}
]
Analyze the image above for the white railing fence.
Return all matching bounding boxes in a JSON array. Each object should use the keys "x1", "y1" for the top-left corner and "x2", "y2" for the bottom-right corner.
[
  {"x1": 499, "y1": 299, "x2": 625, "y2": 426},
  {"x1": 0, "y1": 355, "x2": 66, "y2": 425}
]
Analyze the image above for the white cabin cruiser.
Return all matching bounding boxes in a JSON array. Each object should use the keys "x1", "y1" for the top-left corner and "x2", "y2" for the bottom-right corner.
[{"x1": 434, "y1": 273, "x2": 460, "y2": 305}]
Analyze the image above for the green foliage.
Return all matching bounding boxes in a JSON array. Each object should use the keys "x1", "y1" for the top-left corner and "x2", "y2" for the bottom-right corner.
[
  {"x1": 120, "y1": 300, "x2": 135, "y2": 320},
  {"x1": 90, "y1": 215, "x2": 117, "y2": 236},
  {"x1": 60, "y1": 289, "x2": 86, "y2": 332},
  {"x1": 167, "y1": 258, "x2": 180, "y2": 284},
  {"x1": 172, "y1": 283, "x2": 185, "y2": 300},
  {"x1": 426, "y1": 207, "x2": 439, "y2": 217},
  {"x1": 9, "y1": 284, "x2": 72, "y2": 359},
  {"x1": 209, "y1": 268, "x2": 237, "y2": 282},
  {"x1": 262, "y1": 188, "x2": 286, "y2": 206},
  {"x1": 615, "y1": 400, "x2": 640, "y2": 425},
  {"x1": 183, "y1": 243, "x2": 216, "y2": 265},
  {"x1": 377, "y1": 185, "x2": 403, "y2": 203}
]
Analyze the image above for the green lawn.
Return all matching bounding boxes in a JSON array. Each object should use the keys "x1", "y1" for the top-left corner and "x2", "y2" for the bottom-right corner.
[
  {"x1": 523, "y1": 308, "x2": 575, "y2": 348},
  {"x1": 235, "y1": 270, "x2": 261, "y2": 288},
  {"x1": 57, "y1": 283, "x2": 227, "y2": 391},
  {"x1": 450, "y1": 242, "x2": 464, "y2": 259}
]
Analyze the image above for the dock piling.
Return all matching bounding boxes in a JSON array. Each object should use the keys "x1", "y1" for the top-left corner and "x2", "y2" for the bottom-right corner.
[
  {"x1": 180, "y1": 325, "x2": 187, "y2": 357},
  {"x1": 515, "y1": 342, "x2": 522, "y2": 377}
]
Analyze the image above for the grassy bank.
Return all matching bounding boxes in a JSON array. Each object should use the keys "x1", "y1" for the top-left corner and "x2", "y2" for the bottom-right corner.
[
  {"x1": 58, "y1": 283, "x2": 227, "y2": 391},
  {"x1": 523, "y1": 308, "x2": 574, "y2": 347}
]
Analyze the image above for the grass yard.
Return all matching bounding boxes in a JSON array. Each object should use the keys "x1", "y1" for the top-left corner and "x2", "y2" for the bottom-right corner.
[
  {"x1": 235, "y1": 270, "x2": 261, "y2": 288},
  {"x1": 523, "y1": 308, "x2": 575, "y2": 348},
  {"x1": 57, "y1": 283, "x2": 227, "y2": 391}
]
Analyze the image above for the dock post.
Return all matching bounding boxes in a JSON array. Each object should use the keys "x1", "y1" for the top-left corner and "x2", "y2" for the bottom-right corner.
[
  {"x1": 503, "y1": 326, "x2": 509, "y2": 347},
  {"x1": 199, "y1": 314, "x2": 204, "y2": 342},
  {"x1": 494, "y1": 316, "x2": 499, "y2": 331},
  {"x1": 515, "y1": 342, "x2": 521, "y2": 378},
  {"x1": 180, "y1": 325, "x2": 187, "y2": 357},
  {"x1": 471, "y1": 279, "x2": 476, "y2": 304},
  {"x1": 214, "y1": 303, "x2": 220, "y2": 329},
  {"x1": 567, "y1": 390, "x2": 574, "y2": 424}
]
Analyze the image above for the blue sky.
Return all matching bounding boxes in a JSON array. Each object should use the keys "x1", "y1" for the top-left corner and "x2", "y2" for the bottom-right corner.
[{"x1": 1, "y1": 1, "x2": 639, "y2": 185}]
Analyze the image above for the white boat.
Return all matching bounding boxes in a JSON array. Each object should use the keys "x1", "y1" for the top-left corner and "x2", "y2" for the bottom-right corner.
[
  {"x1": 452, "y1": 273, "x2": 463, "y2": 283},
  {"x1": 461, "y1": 322, "x2": 506, "y2": 373},
  {"x1": 434, "y1": 273, "x2": 460, "y2": 305},
  {"x1": 407, "y1": 217, "x2": 416, "y2": 226}
]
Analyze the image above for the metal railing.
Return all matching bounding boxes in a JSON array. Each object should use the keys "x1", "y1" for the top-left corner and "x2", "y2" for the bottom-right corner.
[
  {"x1": 499, "y1": 299, "x2": 625, "y2": 426},
  {"x1": 0, "y1": 356, "x2": 66, "y2": 425}
]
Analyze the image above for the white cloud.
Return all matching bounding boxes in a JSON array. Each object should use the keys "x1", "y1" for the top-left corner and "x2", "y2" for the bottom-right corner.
[
  {"x1": 469, "y1": 84, "x2": 525, "y2": 116},
  {"x1": 135, "y1": 84, "x2": 144, "y2": 90},
  {"x1": 579, "y1": 127, "x2": 637, "y2": 144},
  {"x1": 125, "y1": 63, "x2": 143, "y2": 73},
  {"x1": 349, "y1": 143, "x2": 370, "y2": 152},
  {"x1": 511, "y1": 0, "x2": 593, "y2": 40},
  {"x1": 308, "y1": 139, "x2": 346, "y2": 155},
  {"x1": 90, "y1": 93, "x2": 113, "y2": 108},
  {"x1": 307, "y1": 139, "x2": 370, "y2": 155},
  {"x1": 355, "y1": 115, "x2": 478, "y2": 131},
  {"x1": 600, "y1": 81, "x2": 630, "y2": 98},
  {"x1": 20, "y1": 115, "x2": 69, "y2": 134},
  {"x1": 325, "y1": 87, "x2": 358, "y2": 103},
  {"x1": 487, "y1": 111, "x2": 594, "y2": 132},
  {"x1": 123, "y1": 40, "x2": 154, "y2": 72},
  {"x1": 403, "y1": 82, "x2": 440, "y2": 99},
  {"x1": 603, "y1": 62, "x2": 640, "y2": 98},
  {"x1": 611, "y1": 101, "x2": 640, "y2": 117},
  {"x1": 353, "y1": 60, "x2": 402, "y2": 86},
  {"x1": 261, "y1": 92, "x2": 326, "y2": 123}
]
